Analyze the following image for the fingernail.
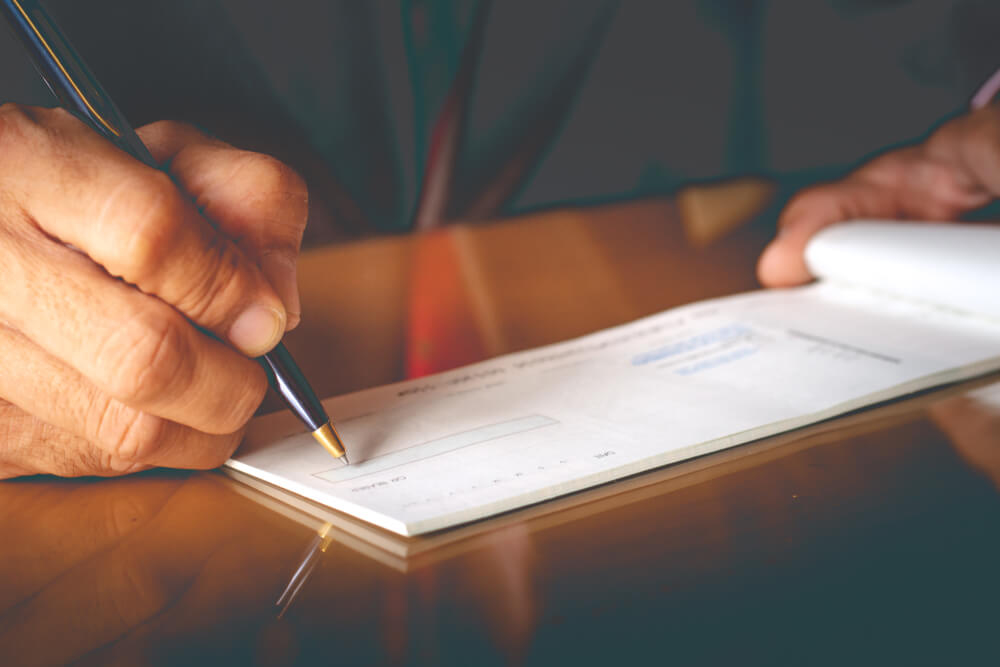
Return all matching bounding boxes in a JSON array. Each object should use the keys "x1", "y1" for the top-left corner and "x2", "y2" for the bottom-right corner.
[
  {"x1": 260, "y1": 253, "x2": 301, "y2": 329},
  {"x1": 229, "y1": 305, "x2": 285, "y2": 356}
]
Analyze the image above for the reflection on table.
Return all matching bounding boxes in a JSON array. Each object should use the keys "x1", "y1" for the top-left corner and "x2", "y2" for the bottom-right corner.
[{"x1": 1, "y1": 200, "x2": 998, "y2": 665}]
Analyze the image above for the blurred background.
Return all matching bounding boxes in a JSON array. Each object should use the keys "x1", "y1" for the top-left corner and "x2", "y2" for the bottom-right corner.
[{"x1": 3, "y1": 0, "x2": 1000, "y2": 244}]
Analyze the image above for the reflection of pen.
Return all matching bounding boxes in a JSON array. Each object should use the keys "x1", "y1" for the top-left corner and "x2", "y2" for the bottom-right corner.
[
  {"x1": 0, "y1": 0, "x2": 349, "y2": 462},
  {"x1": 276, "y1": 522, "x2": 334, "y2": 618}
]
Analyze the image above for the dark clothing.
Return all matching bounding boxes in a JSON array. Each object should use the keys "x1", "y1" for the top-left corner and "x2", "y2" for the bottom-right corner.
[{"x1": 2, "y1": 1, "x2": 998, "y2": 242}]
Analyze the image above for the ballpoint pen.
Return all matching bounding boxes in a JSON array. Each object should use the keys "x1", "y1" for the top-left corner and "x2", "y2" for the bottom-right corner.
[{"x1": 0, "y1": 0, "x2": 349, "y2": 463}]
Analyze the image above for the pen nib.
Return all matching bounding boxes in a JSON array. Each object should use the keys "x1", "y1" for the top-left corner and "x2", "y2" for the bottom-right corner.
[{"x1": 312, "y1": 421, "x2": 348, "y2": 461}]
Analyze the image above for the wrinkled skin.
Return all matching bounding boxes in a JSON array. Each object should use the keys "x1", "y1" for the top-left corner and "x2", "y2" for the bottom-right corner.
[{"x1": 0, "y1": 107, "x2": 306, "y2": 478}]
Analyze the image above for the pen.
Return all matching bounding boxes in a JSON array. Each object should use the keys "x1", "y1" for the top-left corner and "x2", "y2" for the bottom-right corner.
[{"x1": 1, "y1": 0, "x2": 349, "y2": 463}]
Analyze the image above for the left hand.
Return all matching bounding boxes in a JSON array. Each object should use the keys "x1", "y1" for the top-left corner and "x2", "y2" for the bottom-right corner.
[{"x1": 757, "y1": 104, "x2": 1000, "y2": 287}]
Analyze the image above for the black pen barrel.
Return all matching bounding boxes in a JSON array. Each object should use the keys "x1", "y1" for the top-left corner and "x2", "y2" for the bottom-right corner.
[{"x1": 259, "y1": 343, "x2": 328, "y2": 432}]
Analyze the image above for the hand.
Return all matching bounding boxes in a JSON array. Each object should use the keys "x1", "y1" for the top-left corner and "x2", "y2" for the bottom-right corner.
[
  {"x1": 757, "y1": 104, "x2": 1000, "y2": 286},
  {"x1": 0, "y1": 106, "x2": 308, "y2": 478}
]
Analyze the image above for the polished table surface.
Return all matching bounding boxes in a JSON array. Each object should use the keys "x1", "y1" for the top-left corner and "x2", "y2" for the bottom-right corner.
[{"x1": 2, "y1": 200, "x2": 999, "y2": 666}]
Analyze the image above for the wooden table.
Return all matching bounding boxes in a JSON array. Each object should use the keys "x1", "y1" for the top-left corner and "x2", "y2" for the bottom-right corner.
[{"x1": 2, "y1": 200, "x2": 999, "y2": 666}]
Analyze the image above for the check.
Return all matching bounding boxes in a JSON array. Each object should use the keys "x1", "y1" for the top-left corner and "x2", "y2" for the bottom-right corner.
[{"x1": 231, "y1": 223, "x2": 1000, "y2": 535}]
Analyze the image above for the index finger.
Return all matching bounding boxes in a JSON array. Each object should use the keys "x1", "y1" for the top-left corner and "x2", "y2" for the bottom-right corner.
[{"x1": 138, "y1": 121, "x2": 308, "y2": 329}]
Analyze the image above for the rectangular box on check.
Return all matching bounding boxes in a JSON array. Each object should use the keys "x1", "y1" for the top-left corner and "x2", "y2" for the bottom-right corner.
[{"x1": 315, "y1": 414, "x2": 558, "y2": 485}]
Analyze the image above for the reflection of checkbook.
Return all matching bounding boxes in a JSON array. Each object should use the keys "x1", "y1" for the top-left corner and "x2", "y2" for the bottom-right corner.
[{"x1": 230, "y1": 222, "x2": 1000, "y2": 536}]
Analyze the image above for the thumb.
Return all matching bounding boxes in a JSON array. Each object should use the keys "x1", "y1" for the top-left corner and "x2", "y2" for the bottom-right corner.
[
  {"x1": 137, "y1": 121, "x2": 306, "y2": 329},
  {"x1": 757, "y1": 178, "x2": 900, "y2": 287}
]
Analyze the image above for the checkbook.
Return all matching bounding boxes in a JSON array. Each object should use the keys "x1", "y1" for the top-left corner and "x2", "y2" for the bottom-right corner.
[{"x1": 229, "y1": 222, "x2": 1000, "y2": 536}]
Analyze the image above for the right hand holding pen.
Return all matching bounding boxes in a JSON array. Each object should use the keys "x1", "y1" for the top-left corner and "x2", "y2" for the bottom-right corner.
[{"x1": 0, "y1": 105, "x2": 308, "y2": 478}]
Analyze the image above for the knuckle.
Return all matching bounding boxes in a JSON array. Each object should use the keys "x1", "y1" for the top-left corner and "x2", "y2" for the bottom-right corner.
[
  {"x1": 0, "y1": 103, "x2": 36, "y2": 152},
  {"x1": 243, "y1": 153, "x2": 306, "y2": 198},
  {"x1": 0, "y1": 101, "x2": 27, "y2": 119},
  {"x1": 0, "y1": 403, "x2": 143, "y2": 477},
  {"x1": 104, "y1": 172, "x2": 186, "y2": 282},
  {"x1": 0, "y1": 105, "x2": 82, "y2": 156},
  {"x1": 237, "y1": 152, "x2": 308, "y2": 220},
  {"x1": 101, "y1": 407, "x2": 169, "y2": 465},
  {"x1": 97, "y1": 309, "x2": 191, "y2": 405},
  {"x1": 172, "y1": 232, "x2": 245, "y2": 322},
  {"x1": 0, "y1": 102, "x2": 26, "y2": 129}
]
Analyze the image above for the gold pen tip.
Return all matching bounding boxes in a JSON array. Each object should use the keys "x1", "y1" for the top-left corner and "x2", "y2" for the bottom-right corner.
[{"x1": 312, "y1": 422, "x2": 347, "y2": 460}]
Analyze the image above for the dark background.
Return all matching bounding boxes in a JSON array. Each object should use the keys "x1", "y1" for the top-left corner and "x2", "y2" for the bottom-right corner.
[{"x1": 3, "y1": 0, "x2": 1000, "y2": 238}]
